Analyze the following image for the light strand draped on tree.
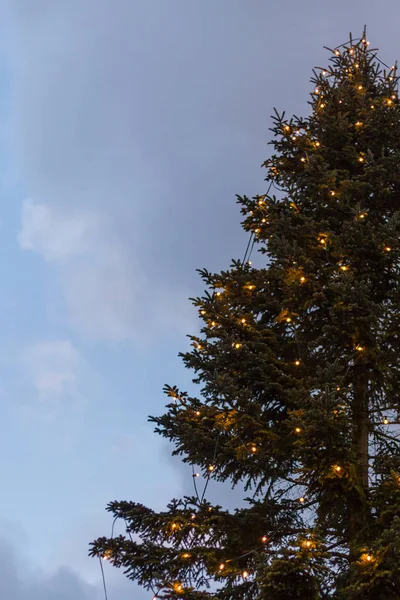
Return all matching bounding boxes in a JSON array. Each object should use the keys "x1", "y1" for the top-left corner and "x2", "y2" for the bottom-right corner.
[{"x1": 90, "y1": 29, "x2": 400, "y2": 599}]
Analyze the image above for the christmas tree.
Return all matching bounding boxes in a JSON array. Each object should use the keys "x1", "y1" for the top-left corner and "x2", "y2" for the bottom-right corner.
[{"x1": 90, "y1": 29, "x2": 400, "y2": 599}]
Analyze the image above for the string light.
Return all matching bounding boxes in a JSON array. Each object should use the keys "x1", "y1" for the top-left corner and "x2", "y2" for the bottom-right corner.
[
  {"x1": 360, "y1": 553, "x2": 373, "y2": 563},
  {"x1": 315, "y1": 141, "x2": 321, "y2": 147},
  {"x1": 356, "y1": 345, "x2": 364, "y2": 352},
  {"x1": 355, "y1": 121, "x2": 363, "y2": 127},
  {"x1": 200, "y1": 309, "x2": 206, "y2": 315},
  {"x1": 330, "y1": 190, "x2": 336, "y2": 196},
  {"x1": 295, "y1": 427, "x2": 302, "y2": 433},
  {"x1": 333, "y1": 465, "x2": 342, "y2": 473},
  {"x1": 261, "y1": 536, "x2": 268, "y2": 543},
  {"x1": 320, "y1": 103, "x2": 326, "y2": 108},
  {"x1": 358, "y1": 156, "x2": 364, "y2": 162},
  {"x1": 384, "y1": 246, "x2": 392, "y2": 252},
  {"x1": 251, "y1": 445, "x2": 257, "y2": 453},
  {"x1": 357, "y1": 85, "x2": 363, "y2": 91},
  {"x1": 340, "y1": 265, "x2": 348, "y2": 271},
  {"x1": 219, "y1": 563, "x2": 225, "y2": 571},
  {"x1": 208, "y1": 465, "x2": 215, "y2": 472},
  {"x1": 234, "y1": 342, "x2": 242, "y2": 349},
  {"x1": 286, "y1": 317, "x2": 292, "y2": 323},
  {"x1": 300, "y1": 276, "x2": 306, "y2": 283},
  {"x1": 295, "y1": 360, "x2": 301, "y2": 366},
  {"x1": 193, "y1": 472, "x2": 200, "y2": 478},
  {"x1": 383, "y1": 418, "x2": 389, "y2": 425},
  {"x1": 242, "y1": 571, "x2": 249, "y2": 579},
  {"x1": 299, "y1": 497, "x2": 305, "y2": 503},
  {"x1": 182, "y1": 553, "x2": 191, "y2": 558}
]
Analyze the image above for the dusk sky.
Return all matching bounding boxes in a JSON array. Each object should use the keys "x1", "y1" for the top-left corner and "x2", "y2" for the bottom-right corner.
[{"x1": 0, "y1": 1, "x2": 398, "y2": 598}]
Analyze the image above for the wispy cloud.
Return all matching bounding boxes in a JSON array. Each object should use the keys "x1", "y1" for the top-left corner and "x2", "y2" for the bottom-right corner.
[{"x1": 18, "y1": 199, "x2": 194, "y2": 343}]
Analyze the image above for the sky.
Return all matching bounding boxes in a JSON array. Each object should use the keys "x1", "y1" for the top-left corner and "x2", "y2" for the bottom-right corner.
[{"x1": 0, "y1": 1, "x2": 398, "y2": 598}]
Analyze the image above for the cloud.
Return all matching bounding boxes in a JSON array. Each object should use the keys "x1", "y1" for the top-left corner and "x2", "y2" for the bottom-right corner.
[
  {"x1": 0, "y1": 533, "x2": 148, "y2": 600},
  {"x1": 18, "y1": 199, "x2": 99, "y2": 263},
  {"x1": 18, "y1": 339, "x2": 89, "y2": 444},
  {"x1": 18, "y1": 199, "x2": 194, "y2": 342}
]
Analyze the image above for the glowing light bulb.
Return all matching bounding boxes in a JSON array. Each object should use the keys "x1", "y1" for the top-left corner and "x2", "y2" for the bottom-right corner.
[
  {"x1": 355, "y1": 121, "x2": 363, "y2": 126},
  {"x1": 358, "y1": 156, "x2": 364, "y2": 162},
  {"x1": 171, "y1": 523, "x2": 178, "y2": 530},
  {"x1": 330, "y1": 190, "x2": 336, "y2": 196},
  {"x1": 301, "y1": 157, "x2": 306, "y2": 162},
  {"x1": 193, "y1": 472, "x2": 200, "y2": 478},
  {"x1": 340, "y1": 265, "x2": 348, "y2": 271},
  {"x1": 295, "y1": 427, "x2": 302, "y2": 433},
  {"x1": 315, "y1": 141, "x2": 320, "y2": 147},
  {"x1": 208, "y1": 465, "x2": 215, "y2": 472},
  {"x1": 255, "y1": 228, "x2": 261, "y2": 233},
  {"x1": 295, "y1": 360, "x2": 301, "y2": 366},
  {"x1": 336, "y1": 387, "x2": 341, "y2": 391},
  {"x1": 383, "y1": 418, "x2": 389, "y2": 425},
  {"x1": 356, "y1": 345, "x2": 364, "y2": 352},
  {"x1": 335, "y1": 50, "x2": 340, "y2": 56},
  {"x1": 242, "y1": 571, "x2": 249, "y2": 579},
  {"x1": 182, "y1": 553, "x2": 191, "y2": 558},
  {"x1": 200, "y1": 309, "x2": 206, "y2": 315},
  {"x1": 384, "y1": 246, "x2": 392, "y2": 252},
  {"x1": 286, "y1": 317, "x2": 292, "y2": 323},
  {"x1": 262, "y1": 536, "x2": 268, "y2": 543},
  {"x1": 216, "y1": 291, "x2": 222, "y2": 296},
  {"x1": 211, "y1": 321, "x2": 216, "y2": 327},
  {"x1": 303, "y1": 540, "x2": 312, "y2": 548},
  {"x1": 251, "y1": 445, "x2": 257, "y2": 453},
  {"x1": 387, "y1": 99, "x2": 393, "y2": 105},
  {"x1": 314, "y1": 88, "x2": 320, "y2": 94},
  {"x1": 195, "y1": 411, "x2": 201, "y2": 416},
  {"x1": 241, "y1": 318, "x2": 246, "y2": 324},
  {"x1": 370, "y1": 105, "x2": 375, "y2": 109},
  {"x1": 300, "y1": 276, "x2": 306, "y2": 283},
  {"x1": 234, "y1": 342, "x2": 242, "y2": 349},
  {"x1": 358, "y1": 85, "x2": 363, "y2": 91},
  {"x1": 320, "y1": 103, "x2": 326, "y2": 108},
  {"x1": 284, "y1": 125, "x2": 290, "y2": 131},
  {"x1": 299, "y1": 497, "x2": 305, "y2": 503},
  {"x1": 322, "y1": 70, "x2": 327, "y2": 76},
  {"x1": 334, "y1": 465, "x2": 342, "y2": 472}
]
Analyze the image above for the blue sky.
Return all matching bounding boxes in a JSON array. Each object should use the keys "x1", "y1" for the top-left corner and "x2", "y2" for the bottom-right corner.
[{"x1": 0, "y1": 1, "x2": 398, "y2": 598}]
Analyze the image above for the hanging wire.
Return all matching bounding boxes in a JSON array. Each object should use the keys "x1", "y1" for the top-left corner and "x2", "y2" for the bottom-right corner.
[{"x1": 98, "y1": 556, "x2": 109, "y2": 600}]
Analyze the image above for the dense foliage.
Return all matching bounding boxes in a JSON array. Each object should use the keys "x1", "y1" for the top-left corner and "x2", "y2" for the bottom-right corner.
[{"x1": 90, "y1": 31, "x2": 400, "y2": 599}]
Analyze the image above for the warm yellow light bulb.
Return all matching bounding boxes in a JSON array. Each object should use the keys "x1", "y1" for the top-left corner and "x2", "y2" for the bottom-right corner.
[
  {"x1": 356, "y1": 345, "x2": 364, "y2": 352},
  {"x1": 387, "y1": 99, "x2": 393, "y2": 105},
  {"x1": 216, "y1": 291, "x2": 222, "y2": 296},
  {"x1": 383, "y1": 418, "x2": 389, "y2": 425},
  {"x1": 301, "y1": 157, "x2": 306, "y2": 162},
  {"x1": 300, "y1": 276, "x2": 306, "y2": 283},
  {"x1": 284, "y1": 125, "x2": 290, "y2": 131},
  {"x1": 299, "y1": 497, "x2": 305, "y2": 503},
  {"x1": 358, "y1": 156, "x2": 364, "y2": 162},
  {"x1": 195, "y1": 410, "x2": 200, "y2": 416},
  {"x1": 315, "y1": 141, "x2": 320, "y2": 147},
  {"x1": 334, "y1": 465, "x2": 342, "y2": 472},
  {"x1": 358, "y1": 85, "x2": 363, "y2": 90},
  {"x1": 385, "y1": 246, "x2": 392, "y2": 252},
  {"x1": 295, "y1": 360, "x2": 301, "y2": 366},
  {"x1": 355, "y1": 121, "x2": 363, "y2": 127},
  {"x1": 241, "y1": 318, "x2": 246, "y2": 324},
  {"x1": 234, "y1": 342, "x2": 242, "y2": 349},
  {"x1": 340, "y1": 265, "x2": 348, "y2": 271},
  {"x1": 330, "y1": 190, "x2": 336, "y2": 196},
  {"x1": 219, "y1": 563, "x2": 225, "y2": 571},
  {"x1": 182, "y1": 553, "x2": 191, "y2": 558},
  {"x1": 242, "y1": 571, "x2": 249, "y2": 579},
  {"x1": 286, "y1": 317, "x2": 292, "y2": 323},
  {"x1": 335, "y1": 50, "x2": 340, "y2": 56},
  {"x1": 336, "y1": 387, "x2": 341, "y2": 391},
  {"x1": 200, "y1": 309, "x2": 206, "y2": 315},
  {"x1": 295, "y1": 427, "x2": 302, "y2": 433},
  {"x1": 193, "y1": 472, "x2": 200, "y2": 478},
  {"x1": 320, "y1": 103, "x2": 325, "y2": 108},
  {"x1": 370, "y1": 105, "x2": 375, "y2": 109},
  {"x1": 208, "y1": 465, "x2": 215, "y2": 471},
  {"x1": 251, "y1": 445, "x2": 257, "y2": 453},
  {"x1": 262, "y1": 535, "x2": 268, "y2": 543}
]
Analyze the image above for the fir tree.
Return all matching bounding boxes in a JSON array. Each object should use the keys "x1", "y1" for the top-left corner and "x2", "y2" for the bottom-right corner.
[{"x1": 89, "y1": 29, "x2": 400, "y2": 599}]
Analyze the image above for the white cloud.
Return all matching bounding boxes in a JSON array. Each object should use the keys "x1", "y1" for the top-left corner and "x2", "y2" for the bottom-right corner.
[
  {"x1": 18, "y1": 199, "x2": 195, "y2": 343},
  {"x1": 18, "y1": 199, "x2": 99, "y2": 263},
  {"x1": 19, "y1": 339, "x2": 86, "y2": 429}
]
